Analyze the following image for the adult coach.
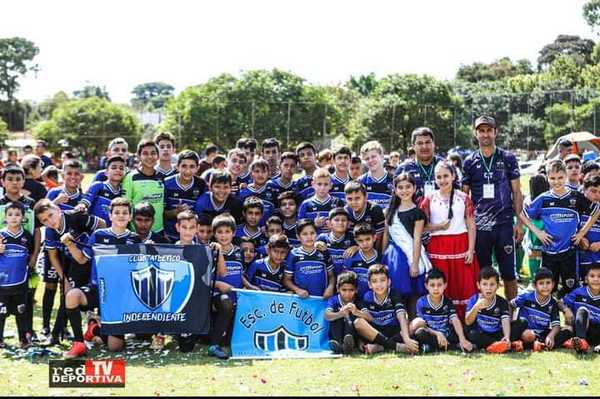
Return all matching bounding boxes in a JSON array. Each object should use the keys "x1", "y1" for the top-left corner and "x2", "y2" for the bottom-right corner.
[
  {"x1": 461, "y1": 115, "x2": 523, "y2": 302},
  {"x1": 396, "y1": 127, "x2": 445, "y2": 199}
]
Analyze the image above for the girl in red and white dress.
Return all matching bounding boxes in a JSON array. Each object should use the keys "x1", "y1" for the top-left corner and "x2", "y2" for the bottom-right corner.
[{"x1": 419, "y1": 160, "x2": 479, "y2": 320}]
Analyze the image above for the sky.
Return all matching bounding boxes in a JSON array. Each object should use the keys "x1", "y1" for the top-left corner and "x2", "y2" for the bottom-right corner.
[{"x1": 1, "y1": 0, "x2": 595, "y2": 104}]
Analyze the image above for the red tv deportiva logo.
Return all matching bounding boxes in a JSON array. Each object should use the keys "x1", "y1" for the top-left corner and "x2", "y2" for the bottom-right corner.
[{"x1": 49, "y1": 359, "x2": 126, "y2": 388}]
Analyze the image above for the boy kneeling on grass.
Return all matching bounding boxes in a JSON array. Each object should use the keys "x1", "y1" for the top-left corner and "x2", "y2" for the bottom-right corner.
[
  {"x1": 353, "y1": 264, "x2": 419, "y2": 355},
  {"x1": 465, "y1": 267, "x2": 527, "y2": 354},
  {"x1": 324, "y1": 271, "x2": 370, "y2": 355},
  {"x1": 409, "y1": 268, "x2": 473, "y2": 353},
  {"x1": 561, "y1": 263, "x2": 600, "y2": 353},
  {"x1": 509, "y1": 268, "x2": 573, "y2": 352}
]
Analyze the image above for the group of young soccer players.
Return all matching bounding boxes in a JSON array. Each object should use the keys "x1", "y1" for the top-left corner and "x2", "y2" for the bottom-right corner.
[{"x1": 0, "y1": 119, "x2": 600, "y2": 361}]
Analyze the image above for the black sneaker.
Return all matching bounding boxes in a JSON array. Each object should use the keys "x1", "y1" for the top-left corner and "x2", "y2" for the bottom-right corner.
[
  {"x1": 420, "y1": 344, "x2": 431, "y2": 354},
  {"x1": 342, "y1": 334, "x2": 355, "y2": 354},
  {"x1": 329, "y1": 340, "x2": 343, "y2": 354}
]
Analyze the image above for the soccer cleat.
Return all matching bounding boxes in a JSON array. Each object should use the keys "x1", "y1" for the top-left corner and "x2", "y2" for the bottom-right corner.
[
  {"x1": 594, "y1": 344, "x2": 600, "y2": 354},
  {"x1": 511, "y1": 340, "x2": 524, "y2": 352},
  {"x1": 363, "y1": 343, "x2": 384, "y2": 354},
  {"x1": 150, "y1": 334, "x2": 165, "y2": 350},
  {"x1": 342, "y1": 334, "x2": 355, "y2": 355},
  {"x1": 83, "y1": 320, "x2": 99, "y2": 342},
  {"x1": 0, "y1": 339, "x2": 5, "y2": 349},
  {"x1": 207, "y1": 345, "x2": 229, "y2": 359},
  {"x1": 40, "y1": 327, "x2": 51, "y2": 339},
  {"x1": 562, "y1": 339, "x2": 574, "y2": 350},
  {"x1": 572, "y1": 337, "x2": 590, "y2": 353},
  {"x1": 532, "y1": 341, "x2": 546, "y2": 352},
  {"x1": 486, "y1": 341, "x2": 510, "y2": 354},
  {"x1": 329, "y1": 340, "x2": 343, "y2": 354},
  {"x1": 64, "y1": 341, "x2": 87, "y2": 359},
  {"x1": 420, "y1": 343, "x2": 431, "y2": 354}
]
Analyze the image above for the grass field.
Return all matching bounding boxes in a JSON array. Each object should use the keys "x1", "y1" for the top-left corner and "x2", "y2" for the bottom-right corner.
[{"x1": 1, "y1": 172, "x2": 599, "y2": 396}]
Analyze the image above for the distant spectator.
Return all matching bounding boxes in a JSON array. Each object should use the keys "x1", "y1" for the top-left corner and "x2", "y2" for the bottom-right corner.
[
  {"x1": 198, "y1": 143, "x2": 219, "y2": 176},
  {"x1": 20, "y1": 154, "x2": 47, "y2": 202},
  {"x1": 35, "y1": 140, "x2": 53, "y2": 169},
  {"x1": 41, "y1": 165, "x2": 60, "y2": 190},
  {"x1": 557, "y1": 138, "x2": 573, "y2": 160}
]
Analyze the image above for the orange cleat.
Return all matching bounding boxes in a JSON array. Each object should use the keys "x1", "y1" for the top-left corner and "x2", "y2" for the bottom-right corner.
[
  {"x1": 64, "y1": 341, "x2": 87, "y2": 359},
  {"x1": 486, "y1": 341, "x2": 510, "y2": 354},
  {"x1": 83, "y1": 320, "x2": 99, "y2": 342},
  {"x1": 511, "y1": 340, "x2": 524, "y2": 352},
  {"x1": 572, "y1": 337, "x2": 590, "y2": 353},
  {"x1": 532, "y1": 341, "x2": 546, "y2": 352},
  {"x1": 562, "y1": 338, "x2": 573, "y2": 349}
]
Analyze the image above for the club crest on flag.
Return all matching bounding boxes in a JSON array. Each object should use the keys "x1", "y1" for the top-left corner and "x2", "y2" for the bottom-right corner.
[
  {"x1": 254, "y1": 326, "x2": 308, "y2": 352},
  {"x1": 131, "y1": 264, "x2": 175, "y2": 310}
]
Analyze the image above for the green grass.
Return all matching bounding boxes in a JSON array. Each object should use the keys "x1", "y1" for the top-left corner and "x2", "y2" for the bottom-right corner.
[{"x1": 2, "y1": 173, "x2": 597, "y2": 395}]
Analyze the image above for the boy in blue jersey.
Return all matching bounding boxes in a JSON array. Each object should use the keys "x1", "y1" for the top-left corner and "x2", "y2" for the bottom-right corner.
[
  {"x1": 298, "y1": 168, "x2": 343, "y2": 235},
  {"x1": 256, "y1": 216, "x2": 284, "y2": 257},
  {"x1": 577, "y1": 175, "x2": 600, "y2": 282},
  {"x1": 283, "y1": 219, "x2": 335, "y2": 298},
  {"x1": 330, "y1": 146, "x2": 352, "y2": 200},
  {"x1": 53, "y1": 198, "x2": 138, "y2": 358},
  {"x1": 358, "y1": 141, "x2": 393, "y2": 210},
  {"x1": 354, "y1": 264, "x2": 419, "y2": 354},
  {"x1": 239, "y1": 236, "x2": 257, "y2": 266},
  {"x1": 132, "y1": 202, "x2": 170, "y2": 244},
  {"x1": 316, "y1": 207, "x2": 354, "y2": 276},
  {"x1": 77, "y1": 155, "x2": 126, "y2": 226},
  {"x1": 174, "y1": 211, "x2": 225, "y2": 352},
  {"x1": 278, "y1": 191, "x2": 300, "y2": 247},
  {"x1": 410, "y1": 269, "x2": 473, "y2": 353},
  {"x1": 163, "y1": 150, "x2": 207, "y2": 241},
  {"x1": 0, "y1": 202, "x2": 35, "y2": 348},
  {"x1": 235, "y1": 196, "x2": 268, "y2": 249},
  {"x1": 294, "y1": 142, "x2": 318, "y2": 201},
  {"x1": 510, "y1": 268, "x2": 573, "y2": 352},
  {"x1": 193, "y1": 170, "x2": 243, "y2": 224},
  {"x1": 34, "y1": 199, "x2": 105, "y2": 347},
  {"x1": 226, "y1": 149, "x2": 249, "y2": 196},
  {"x1": 92, "y1": 138, "x2": 130, "y2": 182},
  {"x1": 43, "y1": 159, "x2": 85, "y2": 337},
  {"x1": 154, "y1": 132, "x2": 177, "y2": 178},
  {"x1": 245, "y1": 233, "x2": 290, "y2": 292},
  {"x1": 261, "y1": 138, "x2": 281, "y2": 178},
  {"x1": 562, "y1": 263, "x2": 600, "y2": 353},
  {"x1": 194, "y1": 215, "x2": 212, "y2": 246},
  {"x1": 465, "y1": 267, "x2": 526, "y2": 353},
  {"x1": 210, "y1": 214, "x2": 244, "y2": 359},
  {"x1": 268, "y1": 152, "x2": 297, "y2": 198},
  {"x1": 239, "y1": 159, "x2": 277, "y2": 225},
  {"x1": 344, "y1": 181, "x2": 385, "y2": 244},
  {"x1": 343, "y1": 223, "x2": 381, "y2": 299},
  {"x1": 520, "y1": 159, "x2": 599, "y2": 297},
  {"x1": 47, "y1": 159, "x2": 84, "y2": 211},
  {"x1": 565, "y1": 154, "x2": 582, "y2": 191},
  {"x1": 325, "y1": 271, "x2": 371, "y2": 354}
]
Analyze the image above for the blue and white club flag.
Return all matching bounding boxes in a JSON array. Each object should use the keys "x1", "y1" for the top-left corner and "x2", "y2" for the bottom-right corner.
[
  {"x1": 94, "y1": 244, "x2": 213, "y2": 335},
  {"x1": 231, "y1": 289, "x2": 338, "y2": 359}
]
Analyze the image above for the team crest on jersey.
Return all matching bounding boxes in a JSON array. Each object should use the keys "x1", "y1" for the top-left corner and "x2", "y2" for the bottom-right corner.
[
  {"x1": 566, "y1": 279, "x2": 575, "y2": 288},
  {"x1": 570, "y1": 198, "x2": 577, "y2": 206},
  {"x1": 254, "y1": 326, "x2": 308, "y2": 352},
  {"x1": 131, "y1": 264, "x2": 174, "y2": 310},
  {"x1": 493, "y1": 307, "x2": 500, "y2": 315},
  {"x1": 504, "y1": 245, "x2": 513, "y2": 255}
]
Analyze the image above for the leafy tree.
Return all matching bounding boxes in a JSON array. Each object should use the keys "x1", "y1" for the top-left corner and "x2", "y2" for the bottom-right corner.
[
  {"x1": 131, "y1": 82, "x2": 174, "y2": 110},
  {"x1": 0, "y1": 117, "x2": 8, "y2": 144},
  {"x1": 355, "y1": 74, "x2": 459, "y2": 151},
  {"x1": 73, "y1": 84, "x2": 110, "y2": 100},
  {"x1": 0, "y1": 37, "x2": 39, "y2": 103},
  {"x1": 161, "y1": 69, "x2": 348, "y2": 151},
  {"x1": 584, "y1": 0, "x2": 600, "y2": 35},
  {"x1": 456, "y1": 57, "x2": 533, "y2": 83},
  {"x1": 32, "y1": 97, "x2": 141, "y2": 158},
  {"x1": 537, "y1": 35, "x2": 595, "y2": 70},
  {"x1": 348, "y1": 73, "x2": 378, "y2": 96}
]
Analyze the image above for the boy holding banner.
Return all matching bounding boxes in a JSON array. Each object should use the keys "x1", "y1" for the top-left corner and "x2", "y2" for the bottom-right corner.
[
  {"x1": 0, "y1": 202, "x2": 35, "y2": 348},
  {"x1": 210, "y1": 214, "x2": 245, "y2": 359},
  {"x1": 53, "y1": 198, "x2": 139, "y2": 357}
]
